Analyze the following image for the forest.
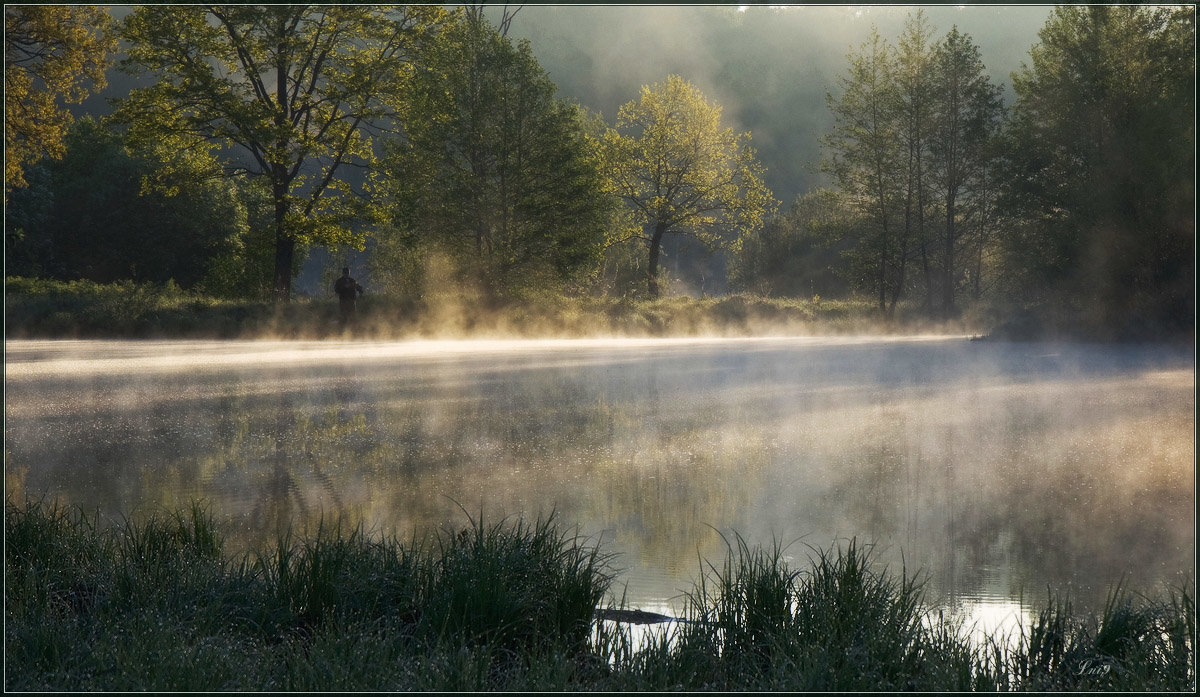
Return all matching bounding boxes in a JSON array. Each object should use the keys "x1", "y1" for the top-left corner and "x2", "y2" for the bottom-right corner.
[{"x1": 5, "y1": 5, "x2": 1195, "y2": 340}]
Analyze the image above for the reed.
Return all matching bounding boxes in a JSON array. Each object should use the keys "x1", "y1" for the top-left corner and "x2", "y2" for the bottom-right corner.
[{"x1": 4, "y1": 497, "x2": 1194, "y2": 691}]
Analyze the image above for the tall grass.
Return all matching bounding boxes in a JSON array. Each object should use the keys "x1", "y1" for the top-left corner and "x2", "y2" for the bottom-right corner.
[
  {"x1": 5, "y1": 497, "x2": 1194, "y2": 691},
  {"x1": 6, "y1": 276, "x2": 906, "y2": 339}
]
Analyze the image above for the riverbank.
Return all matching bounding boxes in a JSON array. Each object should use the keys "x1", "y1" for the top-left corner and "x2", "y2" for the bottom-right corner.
[
  {"x1": 5, "y1": 498, "x2": 1193, "y2": 691},
  {"x1": 4, "y1": 277, "x2": 967, "y2": 340}
]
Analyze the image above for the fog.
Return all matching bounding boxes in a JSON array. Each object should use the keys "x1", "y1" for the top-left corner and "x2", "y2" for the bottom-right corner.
[
  {"x1": 500, "y1": 4, "x2": 1053, "y2": 204},
  {"x1": 6, "y1": 336, "x2": 1194, "y2": 627}
]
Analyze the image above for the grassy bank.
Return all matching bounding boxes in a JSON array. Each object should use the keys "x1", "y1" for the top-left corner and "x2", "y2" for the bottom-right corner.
[
  {"x1": 6, "y1": 498, "x2": 1193, "y2": 691},
  {"x1": 5, "y1": 277, "x2": 952, "y2": 339}
]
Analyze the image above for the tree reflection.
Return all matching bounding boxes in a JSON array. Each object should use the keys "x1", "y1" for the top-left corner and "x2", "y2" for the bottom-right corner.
[{"x1": 5, "y1": 340, "x2": 1193, "y2": 617}]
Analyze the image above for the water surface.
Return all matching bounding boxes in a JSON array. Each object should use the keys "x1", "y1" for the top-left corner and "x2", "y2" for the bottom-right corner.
[{"x1": 5, "y1": 336, "x2": 1194, "y2": 633}]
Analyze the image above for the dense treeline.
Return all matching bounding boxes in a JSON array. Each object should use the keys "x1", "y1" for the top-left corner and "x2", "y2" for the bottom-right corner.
[
  {"x1": 4, "y1": 5, "x2": 1194, "y2": 339},
  {"x1": 733, "y1": 6, "x2": 1194, "y2": 339}
]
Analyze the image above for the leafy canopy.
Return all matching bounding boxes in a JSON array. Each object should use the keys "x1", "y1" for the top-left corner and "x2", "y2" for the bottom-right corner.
[
  {"x1": 374, "y1": 9, "x2": 614, "y2": 300},
  {"x1": 112, "y1": 5, "x2": 446, "y2": 298},
  {"x1": 604, "y1": 75, "x2": 775, "y2": 295},
  {"x1": 4, "y1": 6, "x2": 116, "y2": 195},
  {"x1": 608, "y1": 75, "x2": 773, "y2": 239},
  {"x1": 998, "y1": 4, "x2": 1194, "y2": 332}
]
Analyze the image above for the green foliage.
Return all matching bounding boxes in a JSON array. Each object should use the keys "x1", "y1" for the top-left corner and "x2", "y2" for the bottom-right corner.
[
  {"x1": 5, "y1": 498, "x2": 1194, "y2": 691},
  {"x1": 3, "y1": 277, "x2": 282, "y2": 338},
  {"x1": 112, "y1": 5, "x2": 448, "y2": 300},
  {"x1": 729, "y1": 188, "x2": 857, "y2": 298},
  {"x1": 822, "y1": 14, "x2": 1004, "y2": 318},
  {"x1": 3, "y1": 278, "x2": 894, "y2": 339},
  {"x1": 4, "y1": 118, "x2": 247, "y2": 289},
  {"x1": 997, "y1": 4, "x2": 1195, "y2": 339},
  {"x1": 995, "y1": 585, "x2": 1197, "y2": 691},
  {"x1": 928, "y1": 27, "x2": 1005, "y2": 317},
  {"x1": 373, "y1": 9, "x2": 615, "y2": 303},
  {"x1": 4, "y1": 6, "x2": 117, "y2": 195},
  {"x1": 420, "y1": 511, "x2": 612, "y2": 659},
  {"x1": 822, "y1": 27, "x2": 903, "y2": 311},
  {"x1": 199, "y1": 178, "x2": 296, "y2": 300},
  {"x1": 604, "y1": 75, "x2": 776, "y2": 297}
]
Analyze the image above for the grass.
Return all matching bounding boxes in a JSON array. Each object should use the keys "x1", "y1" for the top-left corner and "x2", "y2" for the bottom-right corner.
[
  {"x1": 5, "y1": 276, "x2": 931, "y2": 339},
  {"x1": 5, "y1": 497, "x2": 1194, "y2": 691}
]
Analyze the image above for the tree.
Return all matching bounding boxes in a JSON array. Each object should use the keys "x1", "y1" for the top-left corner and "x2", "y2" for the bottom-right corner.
[
  {"x1": 928, "y1": 27, "x2": 1003, "y2": 318},
  {"x1": 112, "y1": 5, "x2": 446, "y2": 300},
  {"x1": 999, "y1": 5, "x2": 1194, "y2": 336},
  {"x1": 4, "y1": 5, "x2": 116, "y2": 197},
  {"x1": 4, "y1": 117, "x2": 246, "y2": 287},
  {"x1": 373, "y1": 7, "x2": 614, "y2": 301},
  {"x1": 822, "y1": 30, "x2": 904, "y2": 312},
  {"x1": 604, "y1": 75, "x2": 774, "y2": 298},
  {"x1": 823, "y1": 15, "x2": 1007, "y2": 318},
  {"x1": 894, "y1": 10, "x2": 938, "y2": 312},
  {"x1": 729, "y1": 188, "x2": 855, "y2": 298}
]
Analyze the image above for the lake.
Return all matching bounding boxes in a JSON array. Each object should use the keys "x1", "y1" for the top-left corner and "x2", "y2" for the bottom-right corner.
[{"x1": 4, "y1": 336, "x2": 1195, "y2": 638}]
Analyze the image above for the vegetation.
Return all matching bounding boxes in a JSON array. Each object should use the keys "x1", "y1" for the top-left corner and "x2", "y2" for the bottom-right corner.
[
  {"x1": 820, "y1": 13, "x2": 1005, "y2": 319},
  {"x1": 4, "y1": 277, "x2": 896, "y2": 340},
  {"x1": 809, "y1": 5, "x2": 1193, "y2": 337},
  {"x1": 111, "y1": 5, "x2": 448, "y2": 301},
  {"x1": 4, "y1": 5, "x2": 117, "y2": 197},
  {"x1": 372, "y1": 7, "x2": 616, "y2": 303},
  {"x1": 603, "y1": 75, "x2": 776, "y2": 298},
  {"x1": 6, "y1": 498, "x2": 1194, "y2": 691},
  {"x1": 4, "y1": 118, "x2": 250, "y2": 290},
  {"x1": 995, "y1": 5, "x2": 1195, "y2": 340},
  {"x1": 3, "y1": 6, "x2": 1193, "y2": 341}
]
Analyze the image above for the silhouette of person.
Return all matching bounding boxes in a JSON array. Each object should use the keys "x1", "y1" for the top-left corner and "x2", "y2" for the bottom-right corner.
[{"x1": 333, "y1": 267, "x2": 363, "y2": 328}]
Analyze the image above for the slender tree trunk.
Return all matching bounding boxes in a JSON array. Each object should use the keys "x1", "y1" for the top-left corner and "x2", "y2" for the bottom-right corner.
[
  {"x1": 272, "y1": 36, "x2": 292, "y2": 303},
  {"x1": 647, "y1": 222, "x2": 667, "y2": 298},
  {"x1": 942, "y1": 192, "x2": 957, "y2": 317},
  {"x1": 878, "y1": 243, "x2": 888, "y2": 313},
  {"x1": 918, "y1": 239, "x2": 933, "y2": 312},
  {"x1": 973, "y1": 223, "x2": 985, "y2": 300}
]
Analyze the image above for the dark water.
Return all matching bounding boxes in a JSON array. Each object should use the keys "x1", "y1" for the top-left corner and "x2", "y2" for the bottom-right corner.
[{"x1": 5, "y1": 337, "x2": 1195, "y2": 636}]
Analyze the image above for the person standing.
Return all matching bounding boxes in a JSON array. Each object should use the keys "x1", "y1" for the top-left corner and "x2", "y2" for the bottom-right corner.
[{"x1": 333, "y1": 267, "x2": 363, "y2": 328}]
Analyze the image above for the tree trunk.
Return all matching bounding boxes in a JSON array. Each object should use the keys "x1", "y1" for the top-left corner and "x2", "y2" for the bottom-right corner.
[
  {"x1": 973, "y1": 225, "x2": 985, "y2": 300},
  {"x1": 877, "y1": 240, "x2": 888, "y2": 313},
  {"x1": 273, "y1": 236, "x2": 295, "y2": 303},
  {"x1": 942, "y1": 192, "x2": 957, "y2": 318},
  {"x1": 272, "y1": 37, "x2": 292, "y2": 303},
  {"x1": 647, "y1": 222, "x2": 666, "y2": 298},
  {"x1": 272, "y1": 181, "x2": 293, "y2": 302}
]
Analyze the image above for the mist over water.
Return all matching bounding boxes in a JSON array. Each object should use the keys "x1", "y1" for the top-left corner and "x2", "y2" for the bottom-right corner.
[{"x1": 5, "y1": 336, "x2": 1194, "y2": 630}]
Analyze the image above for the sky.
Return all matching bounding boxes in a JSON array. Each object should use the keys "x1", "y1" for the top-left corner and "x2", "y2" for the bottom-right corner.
[
  {"x1": 497, "y1": 4, "x2": 1056, "y2": 205},
  {"x1": 71, "y1": 4, "x2": 1058, "y2": 292},
  {"x1": 82, "y1": 4, "x2": 1056, "y2": 208}
]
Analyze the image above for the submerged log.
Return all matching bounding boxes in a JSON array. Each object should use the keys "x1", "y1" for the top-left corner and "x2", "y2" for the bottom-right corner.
[{"x1": 594, "y1": 608, "x2": 680, "y2": 624}]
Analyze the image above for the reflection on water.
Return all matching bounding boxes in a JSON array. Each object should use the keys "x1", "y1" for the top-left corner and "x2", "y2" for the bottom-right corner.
[{"x1": 5, "y1": 337, "x2": 1195, "y2": 630}]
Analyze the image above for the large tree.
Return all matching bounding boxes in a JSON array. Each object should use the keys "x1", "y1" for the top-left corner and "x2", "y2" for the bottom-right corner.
[
  {"x1": 999, "y1": 5, "x2": 1194, "y2": 335},
  {"x1": 112, "y1": 5, "x2": 446, "y2": 300},
  {"x1": 822, "y1": 30, "x2": 904, "y2": 312},
  {"x1": 894, "y1": 10, "x2": 937, "y2": 312},
  {"x1": 4, "y1": 5, "x2": 116, "y2": 197},
  {"x1": 373, "y1": 7, "x2": 614, "y2": 301},
  {"x1": 824, "y1": 16, "x2": 1007, "y2": 318},
  {"x1": 604, "y1": 75, "x2": 774, "y2": 298},
  {"x1": 928, "y1": 27, "x2": 1003, "y2": 318}
]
